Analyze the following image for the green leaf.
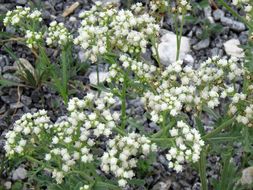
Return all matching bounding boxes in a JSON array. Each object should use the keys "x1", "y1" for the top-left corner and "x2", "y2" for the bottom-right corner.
[
  {"x1": 213, "y1": 153, "x2": 238, "y2": 190},
  {"x1": 128, "y1": 179, "x2": 145, "y2": 186},
  {"x1": 127, "y1": 118, "x2": 145, "y2": 134},
  {"x1": 195, "y1": 117, "x2": 205, "y2": 136},
  {"x1": 93, "y1": 181, "x2": 120, "y2": 190},
  {"x1": 203, "y1": 106, "x2": 220, "y2": 120}
]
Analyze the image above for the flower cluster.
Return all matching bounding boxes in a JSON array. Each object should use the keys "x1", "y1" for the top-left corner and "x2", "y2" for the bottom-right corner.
[
  {"x1": 166, "y1": 121, "x2": 205, "y2": 172},
  {"x1": 80, "y1": 185, "x2": 90, "y2": 190},
  {"x1": 142, "y1": 57, "x2": 246, "y2": 123},
  {"x1": 101, "y1": 132, "x2": 157, "y2": 187},
  {"x1": 107, "y1": 54, "x2": 157, "y2": 84},
  {"x1": 74, "y1": 2, "x2": 160, "y2": 63},
  {"x1": 46, "y1": 21, "x2": 73, "y2": 47},
  {"x1": 5, "y1": 92, "x2": 121, "y2": 184},
  {"x1": 149, "y1": 0, "x2": 168, "y2": 13},
  {"x1": 25, "y1": 30, "x2": 43, "y2": 48},
  {"x1": 4, "y1": 110, "x2": 50, "y2": 157},
  {"x1": 173, "y1": 0, "x2": 192, "y2": 13},
  {"x1": 228, "y1": 83, "x2": 253, "y2": 127},
  {"x1": 3, "y1": 6, "x2": 42, "y2": 27},
  {"x1": 232, "y1": 0, "x2": 253, "y2": 21}
]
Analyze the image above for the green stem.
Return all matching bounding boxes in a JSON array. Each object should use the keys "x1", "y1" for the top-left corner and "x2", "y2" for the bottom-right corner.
[
  {"x1": 62, "y1": 48, "x2": 68, "y2": 102},
  {"x1": 203, "y1": 117, "x2": 235, "y2": 140},
  {"x1": 176, "y1": 12, "x2": 185, "y2": 61},
  {"x1": 151, "y1": 137, "x2": 174, "y2": 142},
  {"x1": 152, "y1": 118, "x2": 176, "y2": 138},
  {"x1": 121, "y1": 71, "x2": 128, "y2": 129},
  {"x1": 25, "y1": 155, "x2": 45, "y2": 166},
  {"x1": 68, "y1": 170, "x2": 93, "y2": 182},
  {"x1": 199, "y1": 149, "x2": 208, "y2": 190},
  {"x1": 113, "y1": 127, "x2": 127, "y2": 136},
  {"x1": 96, "y1": 63, "x2": 100, "y2": 87},
  {"x1": 217, "y1": 0, "x2": 253, "y2": 31},
  {"x1": 94, "y1": 181, "x2": 121, "y2": 190}
]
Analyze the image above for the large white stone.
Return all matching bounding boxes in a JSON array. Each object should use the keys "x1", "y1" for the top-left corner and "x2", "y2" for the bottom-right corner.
[
  {"x1": 158, "y1": 31, "x2": 191, "y2": 65},
  {"x1": 223, "y1": 39, "x2": 244, "y2": 58},
  {"x1": 240, "y1": 166, "x2": 253, "y2": 185},
  {"x1": 89, "y1": 72, "x2": 109, "y2": 85}
]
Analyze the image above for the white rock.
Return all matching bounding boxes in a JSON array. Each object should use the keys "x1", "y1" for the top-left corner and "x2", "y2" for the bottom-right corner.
[
  {"x1": 12, "y1": 167, "x2": 27, "y2": 181},
  {"x1": 158, "y1": 31, "x2": 191, "y2": 65},
  {"x1": 240, "y1": 166, "x2": 253, "y2": 185},
  {"x1": 89, "y1": 72, "x2": 109, "y2": 85},
  {"x1": 4, "y1": 181, "x2": 12, "y2": 190},
  {"x1": 223, "y1": 39, "x2": 244, "y2": 58},
  {"x1": 184, "y1": 54, "x2": 194, "y2": 65}
]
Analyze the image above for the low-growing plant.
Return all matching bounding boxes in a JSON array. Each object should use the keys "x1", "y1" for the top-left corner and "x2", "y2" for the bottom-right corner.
[
  {"x1": 1, "y1": 6, "x2": 82, "y2": 103},
  {"x1": 2, "y1": 1, "x2": 253, "y2": 190}
]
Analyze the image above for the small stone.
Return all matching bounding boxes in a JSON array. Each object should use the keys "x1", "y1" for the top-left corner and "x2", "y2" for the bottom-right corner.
[
  {"x1": 204, "y1": 7, "x2": 214, "y2": 23},
  {"x1": 211, "y1": 48, "x2": 223, "y2": 57},
  {"x1": 12, "y1": 167, "x2": 27, "y2": 180},
  {"x1": 4, "y1": 181, "x2": 11, "y2": 190},
  {"x1": 3, "y1": 73, "x2": 21, "y2": 83},
  {"x1": 10, "y1": 102, "x2": 24, "y2": 109},
  {"x1": 239, "y1": 31, "x2": 249, "y2": 44},
  {"x1": 89, "y1": 72, "x2": 109, "y2": 85},
  {"x1": 240, "y1": 166, "x2": 253, "y2": 185},
  {"x1": 78, "y1": 51, "x2": 87, "y2": 63},
  {"x1": 221, "y1": 17, "x2": 246, "y2": 32},
  {"x1": 31, "y1": 90, "x2": 41, "y2": 102},
  {"x1": 93, "y1": 0, "x2": 120, "y2": 4},
  {"x1": 152, "y1": 180, "x2": 172, "y2": 190},
  {"x1": 21, "y1": 95, "x2": 32, "y2": 106},
  {"x1": 69, "y1": 16, "x2": 77, "y2": 22},
  {"x1": 195, "y1": 28, "x2": 203, "y2": 38},
  {"x1": 184, "y1": 54, "x2": 194, "y2": 65},
  {"x1": 16, "y1": 0, "x2": 27, "y2": 4},
  {"x1": 193, "y1": 38, "x2": 210, "y2": 50},
  {"x1": 158, "y1": 31, "x2": 191, "y2": 65},
  {"x1": 1, "y1": 95, "x2": 17, "y2": 104},
  {"x1": 213, "y1": 9, "x2": 225, "y2": 21},
  {"x1": 0, "y1": 55, "x2": 10, "y2": 67},
  {"x1": 192, "y1": 182, "x2": 201, "y2": 190},
  {"x1": 223, "y1": 39, "x2": 244, "y2": 58}
]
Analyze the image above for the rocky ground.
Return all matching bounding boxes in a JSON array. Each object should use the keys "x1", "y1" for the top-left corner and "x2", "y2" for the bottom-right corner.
[{"x1": 0, "y1": 0, "x2": 249, "y2": 189}]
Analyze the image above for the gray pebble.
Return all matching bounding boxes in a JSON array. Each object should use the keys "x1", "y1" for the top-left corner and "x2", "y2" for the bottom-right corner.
[
  {"x1": 0, "y1": 55, "x2": 10, "y2": 67},
  {"x1": 10, "y1": 102, "x2": 24, "y2": 109},
  {"x1": 211, "y1": 48, "x2": 223, "y2": 57},
  {"x1": 12, "y1": 167, "x2": 27, "y2": 180},
  {"x1": 213, "y1": 9, "x2": 225, "y2": 21},
  {"x1": 193, "y1": 38, "x2": 210, "y2": 50},
  {"x1": 21, "y1": 95, "x2": 32, "y2": 106},
  {"x1": 221, "y1": 17, "x2": 246, "y2": 32},
  {"x1": 16, "y1": 0, "x2": 27, "y2": 4},
  {"x1": 3, "y1": 73, "x2": 21, "y2": 83}
]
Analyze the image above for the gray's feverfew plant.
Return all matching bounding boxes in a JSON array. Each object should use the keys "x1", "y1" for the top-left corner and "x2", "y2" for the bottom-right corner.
[{"x1": 2, "y1": 1, "x2": 253, "y2": 190}]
